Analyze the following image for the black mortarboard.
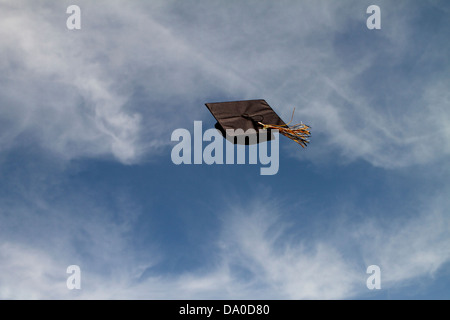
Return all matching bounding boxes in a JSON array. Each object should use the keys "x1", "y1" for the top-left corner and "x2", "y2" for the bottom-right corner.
[
  {"x1": 205, "y1": 99, "x2": 311, "y2": 147},
  {"x1": 205, "y1": 99, "x2": 285, "y2": 145}
]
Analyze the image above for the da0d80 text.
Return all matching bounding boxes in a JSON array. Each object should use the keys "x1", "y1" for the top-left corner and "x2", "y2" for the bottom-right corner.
[{"x1": 223, "y1": 304, "x2": 269, "y2": 315}]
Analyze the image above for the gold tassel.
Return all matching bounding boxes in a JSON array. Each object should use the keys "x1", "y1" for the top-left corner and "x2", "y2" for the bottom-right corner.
[{"x1": 258, "y1": 108, "x2": 311, "y2": 148}]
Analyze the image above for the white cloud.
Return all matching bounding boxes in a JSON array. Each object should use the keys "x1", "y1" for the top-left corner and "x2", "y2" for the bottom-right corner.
[
  {"x1": 0, "y1": 0, "x2": 265, "y2": 164},
  {"x1": 356, "y1": 198, "x2": 450, "y2": 286},
  {"x1": 0, "y1": 242, "x2": 68, "y2": 299},
  {"x1": 1, "y1": 1, "x2": 448, "y2": 168},
  {"x1": 2, "y1": 190, "x2": 448, "y2": 299},
  {"x1": 0, "y1": 2, "x2": 144, "y2": 163},
  {"x1": 0, "y1": 0, "x2": 449, "y2": 300},
  {"x1": 215, "y1": 207, "x2": 361, "y2": 299}
]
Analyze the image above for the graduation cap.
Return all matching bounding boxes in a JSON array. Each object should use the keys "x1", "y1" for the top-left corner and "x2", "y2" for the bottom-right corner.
[{"x1": 205, "y1": 99, "x2": 310, "y2": 147}]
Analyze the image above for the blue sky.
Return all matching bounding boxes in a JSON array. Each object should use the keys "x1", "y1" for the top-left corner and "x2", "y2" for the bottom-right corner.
[{"x1": 0, "y1": 0, "x2": 449, "y2": 299}]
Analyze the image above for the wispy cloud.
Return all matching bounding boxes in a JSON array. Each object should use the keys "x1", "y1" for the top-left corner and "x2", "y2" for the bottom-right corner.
[
  {"x1": 356, "y1": 196, "x2": 450, "y2": 286},
  {"x1": 0, "y1": 1, "x2": 144, "y2": 163},
  {"x1": 1, "y1": 188, "x2": 448, "y2": 299},
  {"x1": 0, "y1": 0, "x2": 448, "y2": 300},
  {"x1": 1, "y1": 1, "x2": 448, "y2": 168}
]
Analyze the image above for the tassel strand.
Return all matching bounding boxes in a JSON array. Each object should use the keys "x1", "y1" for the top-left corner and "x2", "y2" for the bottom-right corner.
[{"x1": 257, "y1": 108, "x2": 311, "y2": 148}]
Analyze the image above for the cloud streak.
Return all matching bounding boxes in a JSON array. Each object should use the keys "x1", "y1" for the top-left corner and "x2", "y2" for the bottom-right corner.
[
  {"x1": 0, "y1": 0, "x2": 449, "y2": 300},
  {"x1": 1, "y1": 1, "x2": 449, "y2": 168},
  {"x1": 1, "y1": 188, "x2": 448, "y2": 299}
]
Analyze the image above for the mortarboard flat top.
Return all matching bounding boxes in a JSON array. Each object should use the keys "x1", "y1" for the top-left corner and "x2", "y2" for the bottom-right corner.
[{"x1": 205, "y1": 99, "x2": 285, "y2": 144}]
